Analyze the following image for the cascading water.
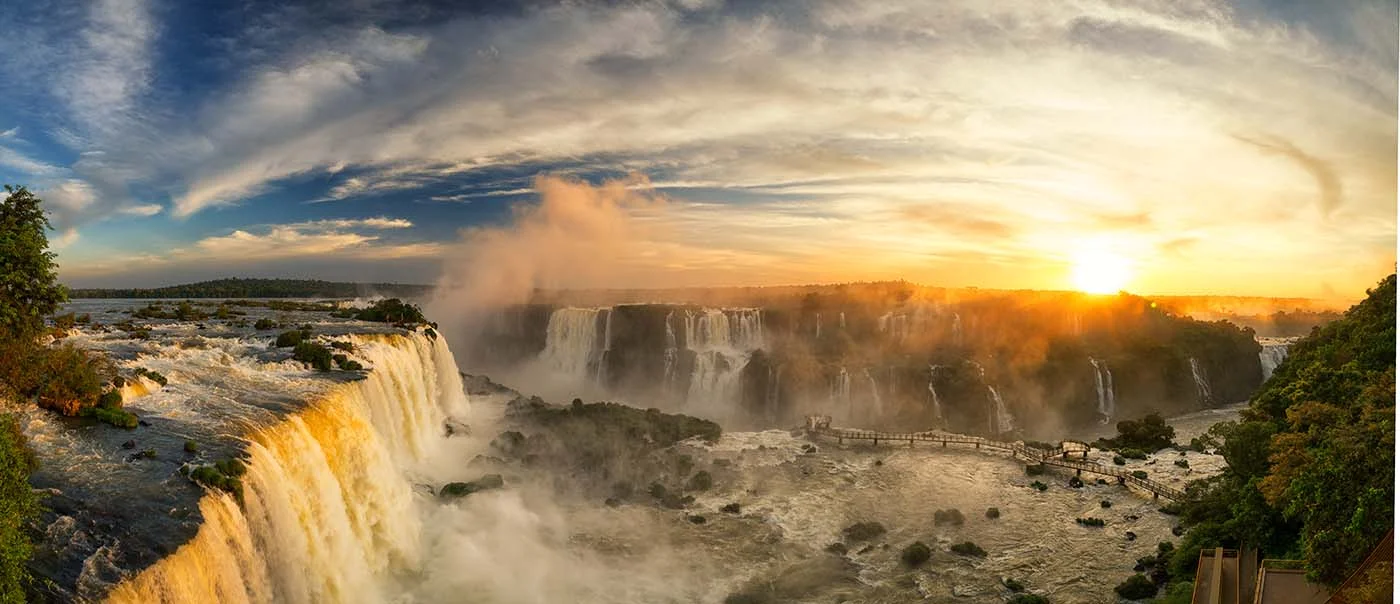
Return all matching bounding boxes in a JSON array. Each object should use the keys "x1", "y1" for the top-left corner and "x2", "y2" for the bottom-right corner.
[
  {"x1": 1258, "y1": 339, "x2": 1291, "y2": 381},
  {"x1": 952, "y1": 313, "x2": 963, "y2": 344},
  {"x1": 1188, "y1": 357, "x2": 1213, "y2": 405},
  {"x1": 831, "y1": 367, "x2": 852, "y2": 419},
  {"x1": 877, "y1": 313, "x2": 909, "y2": 341},
  {"x1": 539, "y1": 308, "x2": 603, "y2": 379},
  {"x1": 765, "y1": 365, "x2": 782, "y2": 418},
  {"x1": 1089, "y1": 358, "x2": 1116, "y2": 422},
  {"x1": 681, "y1": 309, "x2": 763, "y2": 412},
  {"x1": 107, "y1": 331, "x2": 468, "y2": 604},
  {"x1": 662, "y1": 311, "x2": 678, "y2": 389},
  {"x1": 862, "y1": 368, "x2": 883, "y2": 417},
  {"x1": 970, "y1": 361, "x2": 1014, "y2": 434},
  {"x1": 595, "y1": 308, "x2": 615, "y2": 383},
  {"x1": 815, "y1": 313, "x2": 822, "y2": 339},
  {"x1": 838, "y1": 312, "x2": 846, "y2": 330},
  {"x1": 926, "y1": 365, "x2": 944, "y2": 422}
]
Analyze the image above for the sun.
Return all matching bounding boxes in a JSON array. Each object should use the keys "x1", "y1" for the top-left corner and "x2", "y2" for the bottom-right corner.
[{"x1": 1071, "y1": 248, "x2": 1133, "y2": 294}]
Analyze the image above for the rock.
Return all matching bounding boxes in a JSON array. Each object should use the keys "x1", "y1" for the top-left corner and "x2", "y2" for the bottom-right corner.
[
  {"x1": 138, "y1": 420, "x2": 152, "y2": 427},
  {"x1": 720, "y1": 502, "x2": 742, "y2": 514},
  {"x1": 443, "y1": 418, "x2": 471, "y2": 437},
  {"x1": 120, "y1": 440, "x2": 136, "y2": 449},
  {"x1": 438, "y1": 474, "x2": 505, "y2": 500},
  {"x1": 604, "y1": 497, "x2": 621, "y2": 507},
  {"x1": 1125, "y1": 531, "x2": 1137, "y2": 541},
  {"x1": 686, "y1": 515, "x2": 706, "y2": 524}
]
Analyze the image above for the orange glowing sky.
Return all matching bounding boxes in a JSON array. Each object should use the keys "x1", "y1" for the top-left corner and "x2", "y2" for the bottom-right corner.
[{"x1": 0, "y1": 0, "x2": 1392, "y2": 300}]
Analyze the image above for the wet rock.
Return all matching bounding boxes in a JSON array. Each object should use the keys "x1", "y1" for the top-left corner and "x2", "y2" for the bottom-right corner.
[
  {"x1": 137, "y1": 420, "x2": 152, "y2": 427},
  {"x1": 687, "y1": 515, "x2": 706, "y2": 525},
  {"x1": 120, "y1": 440, "x2": 136, "y2": 450},
  {"x1": 604, "y1": 497, "x2": 621, "y2": 507},
  {"x1": 443, "y1": 418, "x2": 471, "y2": 437},
  {"x1": 720, "y1": 502, "x2": 741, "y2": 514},
  {"x1": 438, "y1": 474, "x2": 505, "y2": 500},
  {"x1": 824, "y1": 542, "x2": 848, "y2": 555},
  {"x1": 1125, "y1": 531, "x2": 1137, "y2": 541}
]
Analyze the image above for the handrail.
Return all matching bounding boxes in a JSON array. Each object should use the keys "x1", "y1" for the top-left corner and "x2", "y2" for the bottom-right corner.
[{"x1": 808, "y1": 425, "x2": 1190, "y2": 502}]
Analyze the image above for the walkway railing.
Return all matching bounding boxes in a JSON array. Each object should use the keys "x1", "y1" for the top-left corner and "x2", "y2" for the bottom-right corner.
[{"x1": 806, "y1": 422, "x2": 1189, "y2": 502}]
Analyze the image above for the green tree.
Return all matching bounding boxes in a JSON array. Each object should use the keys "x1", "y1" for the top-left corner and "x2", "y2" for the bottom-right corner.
[
  {"x1": 0, "y1": 186, "x2": 66, "y2": 338},
  {"x1": 0, "y1": 415, "x2": 37, "y2": 603}
]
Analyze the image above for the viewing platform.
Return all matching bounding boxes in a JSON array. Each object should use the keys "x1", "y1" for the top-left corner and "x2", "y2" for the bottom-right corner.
[{"x1": 803, "y1": 415, "x2": 1190, "y2": 502}]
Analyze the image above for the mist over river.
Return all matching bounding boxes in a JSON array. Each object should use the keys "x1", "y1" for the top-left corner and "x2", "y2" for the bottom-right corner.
[{"x1": 15, "y1": 299, "x2": 1252, "y2": 603}]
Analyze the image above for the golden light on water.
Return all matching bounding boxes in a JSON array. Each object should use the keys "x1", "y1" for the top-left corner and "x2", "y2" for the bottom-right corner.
[{"x1": 1071, "y1": 245, "x2": 1134, "y2": 295}]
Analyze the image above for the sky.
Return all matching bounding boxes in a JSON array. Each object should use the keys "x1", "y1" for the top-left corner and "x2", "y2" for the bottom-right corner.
[{"x1": 0, "y1": 0, "x2": 1394, "y2": 299}]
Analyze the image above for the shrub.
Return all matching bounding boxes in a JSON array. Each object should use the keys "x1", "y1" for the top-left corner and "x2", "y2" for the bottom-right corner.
[
  {"x1": 0, "y1": 415, "x2": 38, "y2": 602},
  {"x1": 1131, "y1": 470, "x2": 1149, "y2": 480},
  {"x1": 184, "y1": 440, "x2": 199, "y2": 454},
  {"x1": 1119, "y1": 448, "x2": 1147, "y2": 460},
  {"x1": 340, "y1": 359, "x2": 363, "y2": 371},
  {"x1": 1158, "y1": 504, "x2": 1182, "y2": 516},
  {"x1": 86, "y1": 405, "x2": 137, "y2": 428},
  {"x1": 1068, "y1": 476, "x2": 1083, "y2": 488},
  {"x1": 1173, "y1": 458, "x2": 1189, "y2": 469},
  {"x1": 137, "y1": 368, "x2": 168, "y2": 386},
  {"x1": 330, "y1": 341, "x2": 355, "y2": 352},
  {"x1": 33, "y1": 344, "x2": 104, "y2": 416},
  {"x1": 686, "y1": 470, "x2": 713, "y2": 491},
  {"x1": 97, "y1": 389, "x2": 122, "y2": 408},
  {"x1": 1076, "y1": 517, "x2": 1106, "y2": 527},
  {"x1": 949, "y1": 541, "x2": 987, "y2": 557},
  {"x1": 253, "y1": 318, "x2": 277, "y2": 330},
  {"x1": 1114, "y1": 574, "x2": 1158, "y2": 599},
  {"x1": 1101, "y1": 500, "x2": 1113, "y2": 508},
  {"x1": 720, "y1": 502, "x2": 741, "y2": 514},
  {"x1": 1003, "y1": 577, "x2": 1025, "y2": 592},
  {"x1": 1030, "y1": 481, "x2": 1048, "y2": 492},
  {"x1": 292, "y1": 341, "x2": 333, "y2": 371},
  {"x1": 1007, "y1": 595, "x2": 1048, "y2": 604},
  {"x1": 275, "y1": 329, "x2": 309, "y2": 347},
  {"x1": 1103, "y1": 413, "x2": 1176, "y2": 452},
  {"x1": 985, "y1": 507, "x2": 1000, "y2": 519},
  {"x1": 842, "y1": 521, "x2": 887, "y2": 542},
  {"x1": 354, "y1": 298, "x2": 427, "y2": 324},
  {"x1": 934, "y1": 508, "x2": 965, "y2": 526},
  {"x1": 901, "y1": 541, "x2": 931, "y2": 566},
  {"x1": 52, "y1": 313, "x2": 76, "y2": 330},
  {"x1": 1113, "y1": 455, "x2": 1126, "y2": 465}
]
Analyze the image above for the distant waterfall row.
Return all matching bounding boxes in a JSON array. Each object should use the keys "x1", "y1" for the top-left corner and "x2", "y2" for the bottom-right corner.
[
  {"x1": 539, "y1": 306, "x2": 765, "y2": 411},
  {"x1": 108, "y1": 331, "x2": 469, "y2": 604}
]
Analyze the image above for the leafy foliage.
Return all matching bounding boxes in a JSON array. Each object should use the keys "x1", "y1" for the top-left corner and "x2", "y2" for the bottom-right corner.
[
  {"x1": 0, "y1": 415, "x2": 37, "y2": 603},
  {"x1": 353, "y1": 298, "x2": 428, "y2": 325},
  {"x1": 949, "y1": 541, "x2": 987, "y2": 557},
  {"x1": 1113, "y1": 573, "x2": 1157, "y2": 599},
  {"x1": 292, "y1": 341, "x2": 333, "y2": 372},
  {"x1": 0, "y1": 186, "x2": 66, "y2": 339},
  {"x1": 842, "y1": 521, "x2": 886, "y2": 542},
  {"x1": 1163, "y1": 274, "x2": 1395, "y2": 590},
  {"x1": 1095, "y1": 413, "x2": 1175, "y2": 452},
  {"x1": 900, "y1": 541, "x2": 931, "y2": 566}
]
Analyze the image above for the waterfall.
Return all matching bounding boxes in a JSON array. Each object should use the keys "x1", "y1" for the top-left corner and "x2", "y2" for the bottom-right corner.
[
  {"x1": 1189, "y1": 357, "x2": 1213, "y2": 404},
  {"x1": 838, "y1": 312, "x2": 846, "y2": 330},
  {"x1": 952, "y1": 313, "x2": 963, "y2": 344},
  {"x1": 662, "y1": 311, "x2": 678, "y2": 390},
  {"x1": 831, "y1": 367, "x2": 852, "y2": 419},
  {"x1": 1259, "y1": 340, "x2": 1290, "y2": 381},
  {"x1": 1089, "y1": 358, "x2": 1116, "y2": 421},
  {"x1": 539, "y1": 308, "x2": 603, "y2": 379},
  {"x1": 877, "y1": 313, "x2": 908, "y2": 341},
  {"x1": 815, "y1": 313, "x2": 821, "y2": 340},
  {"x1": 927, "y1": 365, "x2": 943, "y2": 421},
  {"x1": 595, "y1": 308, "x2": 615, "y2": 384},
  {"x1": 107, "y1": 331, "x2": 468, "y2": 604},
  {"x1": 681, "y1": 309, "x2": 763, "y2": 411},
  {"x1": 987, "y1": 386, "x2": 1013, "y2": 434},
  {"x1": 970, "y1": 361, "x2": 1013, "y2": 434},
  {"x1": 862, "y1": 368, "x2": 883, "y2": 417}
]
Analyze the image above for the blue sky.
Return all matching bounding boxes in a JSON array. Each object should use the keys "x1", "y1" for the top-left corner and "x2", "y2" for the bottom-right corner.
[{"x1": 0, "y1": 0, "x2": 1394, "y2": 298}]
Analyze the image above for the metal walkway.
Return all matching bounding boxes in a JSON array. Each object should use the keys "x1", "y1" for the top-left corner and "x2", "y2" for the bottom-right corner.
[{"x1": 806, "y1": 419, "x2": 1190, "y2": 502}]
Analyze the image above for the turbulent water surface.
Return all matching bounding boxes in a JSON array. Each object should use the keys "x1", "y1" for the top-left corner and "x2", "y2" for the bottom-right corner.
[{"x1": 19, "y1": 300, "x2": 1248, "y2": 603}]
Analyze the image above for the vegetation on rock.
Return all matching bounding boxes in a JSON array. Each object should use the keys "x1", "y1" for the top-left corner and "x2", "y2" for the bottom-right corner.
[
  {"x1": 841, "y1": 521, "x2": 886, "y2": 542},
  {"x1": 900, "y1": 541, "x2": 931, "y2": 566},
  {"x1": 949, "y1": 541, "x2": 987, "y2": 557}
]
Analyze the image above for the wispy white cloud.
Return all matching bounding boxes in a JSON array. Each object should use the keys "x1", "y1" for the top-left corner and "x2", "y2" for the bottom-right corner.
[
  {"x1": 59, "y1": 0, "x2": 157, "y2": 136},
  {"x1": 117, "y1": 203, "x2": 162, "y2": 216}
]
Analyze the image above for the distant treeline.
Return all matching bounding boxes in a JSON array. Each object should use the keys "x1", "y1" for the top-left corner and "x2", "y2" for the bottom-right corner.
[{"x1": 68, "y1": 278, "x2": 433, "y2": 299}]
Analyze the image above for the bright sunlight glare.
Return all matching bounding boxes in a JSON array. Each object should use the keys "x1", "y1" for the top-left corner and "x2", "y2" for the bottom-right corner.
[{"x1": 1071, "y1": 248, "x2": 1133, "y2": 294}]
